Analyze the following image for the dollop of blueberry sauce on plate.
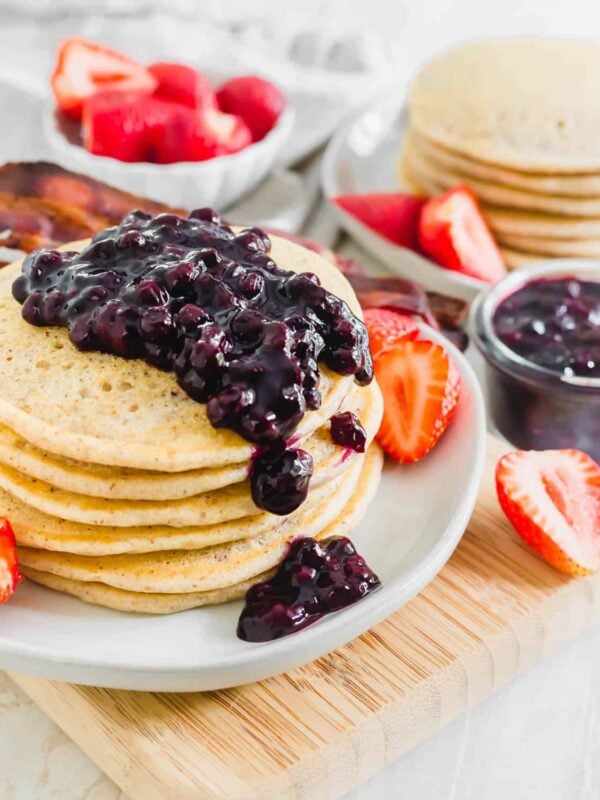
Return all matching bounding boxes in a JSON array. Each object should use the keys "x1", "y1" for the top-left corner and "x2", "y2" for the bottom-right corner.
[
  {"x1": 237, "y1": 536, "x2": 381, "y2": 642},
  {"x1": 493, "y1": 276, "x2": 600, "y2": 378},
  {"x1": 12, "y1": 209, "x2": 373, "y2": 515},
  {"x1": 330, "y1": 411, "x2": 367, "y2": 453}
]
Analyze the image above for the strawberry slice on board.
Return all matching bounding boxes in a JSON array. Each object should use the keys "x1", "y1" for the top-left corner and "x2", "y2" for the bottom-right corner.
[
  {"x1": 363, "y1": 308, "x2": 419, "y2": 359},
  {"x1": 374, "y1": 339, "x2": 461, "y2": 463},
  {"x1": 496, "y1": 449, "x2": 600, "y2": 576},
  {"x1": 51, "y1": 37, "x2": 157, "y2": 122},
  {"x1": 418, "y1": 184, "x2": 507, "y2": 283},
  {"x1": 0, "y1": 518, "x2": 23, "y2": 605},
  {"x1": 334, "y1": 193, "x2": 426, "y2": 250},
  {"x1": 217, "y1": 75, "x2": 286, "y2": 141},
  {"x1": 149, "y1": 62, "x2": 216, "y2": 110}
]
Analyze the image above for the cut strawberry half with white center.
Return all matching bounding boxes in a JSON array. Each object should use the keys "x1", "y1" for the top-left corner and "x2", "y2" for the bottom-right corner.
[
  {"x1": 51, "y1": 38, "x2": 157, "y2": 121},
  {"x1": 375, "y1": 339, "x2": 460, "y2": 463},
  {"x1": 496, "y1": 449, "x2": 600, "y2": 575},
  {"x1": 0, "y1": 518, "x2": 23, "y2": 604},
  {"x1": 419, "y1": 184, "x2": 506, "y2": 282}
]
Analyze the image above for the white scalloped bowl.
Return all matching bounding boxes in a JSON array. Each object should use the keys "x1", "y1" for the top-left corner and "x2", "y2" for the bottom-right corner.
[{"x1": 43, "y1": 101, "x2": 294, "y2": 210}]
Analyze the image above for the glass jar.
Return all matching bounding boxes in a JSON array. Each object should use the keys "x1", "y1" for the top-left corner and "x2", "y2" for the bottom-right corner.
[{"x1": 471, "y1": 259, "x2": 600, "y2": 460}]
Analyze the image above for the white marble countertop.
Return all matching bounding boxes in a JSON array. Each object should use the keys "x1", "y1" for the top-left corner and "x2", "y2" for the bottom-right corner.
[{"x1": 2, "y1": 1, "x2": 600, "y2": 798}]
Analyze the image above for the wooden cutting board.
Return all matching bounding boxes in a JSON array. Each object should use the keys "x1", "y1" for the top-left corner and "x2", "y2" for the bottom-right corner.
[{"x1": 9, "y1": 435, "x2": 600, "y2": 800}]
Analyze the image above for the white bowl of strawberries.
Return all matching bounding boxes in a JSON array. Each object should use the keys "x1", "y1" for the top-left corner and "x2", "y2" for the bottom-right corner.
[{"x1": 44, "y1": 38, "x2": 294, "y2": 210}]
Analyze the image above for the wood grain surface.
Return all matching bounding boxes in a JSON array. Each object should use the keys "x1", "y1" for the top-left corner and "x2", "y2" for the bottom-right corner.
[{"x1": 11, "y1": 435, "x2": 600, "y2": 800}]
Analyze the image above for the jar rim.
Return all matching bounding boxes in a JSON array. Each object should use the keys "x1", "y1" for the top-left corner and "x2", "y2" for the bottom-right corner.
[{"x1": 470, "y1": 258, "x2": 600, "y2": 392}]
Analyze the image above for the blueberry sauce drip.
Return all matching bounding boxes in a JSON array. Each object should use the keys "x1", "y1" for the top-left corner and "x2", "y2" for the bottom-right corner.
[
  {"x1": 250, "y1": 443, "x2": 313, "y2": 516},
  {"x1": 493, "y1": 276, "x2": 600, "y2": 378},
  {"x1": 237, "y1": 536, "x2": 380, "y2": 641},
  {"x1": 12, "y1": 209, "x2": 373, "y2": 514},
  {"x1": 330, "y1": 411, "x2": 366, "y2": 453}
]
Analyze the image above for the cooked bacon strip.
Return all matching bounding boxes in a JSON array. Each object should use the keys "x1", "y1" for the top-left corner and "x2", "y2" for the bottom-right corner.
[{"x1": 0, "y1": 161, "x2": 179, "y2": 262}]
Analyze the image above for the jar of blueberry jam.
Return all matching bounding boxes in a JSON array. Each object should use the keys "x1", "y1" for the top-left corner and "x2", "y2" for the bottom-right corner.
[{"x1": 472, "y1": 261, "x2": 600, "y2": 460}]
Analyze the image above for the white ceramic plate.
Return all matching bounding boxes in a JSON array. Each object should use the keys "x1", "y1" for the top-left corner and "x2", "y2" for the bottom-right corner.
[
  {"x1": 0, "y1": 325, "x2": 485, "y2": 692},
  {"x1": 321, "y1": 95, "x2": 489, "y2": 302}
]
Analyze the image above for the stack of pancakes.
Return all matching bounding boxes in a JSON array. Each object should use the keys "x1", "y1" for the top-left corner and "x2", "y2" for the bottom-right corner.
[
  {"x1": 401, "y1": 39, "x2": 600, "y2": 269},
  {"x1": 0, "y1": 235, "x2": 383, "y2": 614}
]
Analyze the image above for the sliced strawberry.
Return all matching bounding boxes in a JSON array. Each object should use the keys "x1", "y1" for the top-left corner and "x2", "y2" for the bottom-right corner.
[
  {"x1": 51, "y1": 37, "x2": 157, "y2": 122},
  {"x1": 0, "y1": 518, "x2": 23, "y2": 604},
  {"x1": 216, "y1": 75, "x2": 285, "y2": 141},
  {"x1": 157, "y1": 107, "x2": 252, "y2": 163},
  {"x1": 364, "y1": 308, "x2": 419, "y2": 358},
  {"x1": 149, "y1": 62, "x2": 216, "y2": 110},
  {"x1": 496, "y1": 449, "x2": 600, "y2": 576},
  {"x1": 375, "y1": 339, "x2": 460, "y2": 463},
  {"x1": 419, "y1": 184, "x2": 506, "y2": 282},
  {"x1": 334, "y1": 193, "x2": 425, "y2": 250}
]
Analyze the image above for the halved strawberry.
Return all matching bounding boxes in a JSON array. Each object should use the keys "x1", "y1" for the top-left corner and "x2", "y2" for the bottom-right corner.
[
  {"x1": 496, "y1": 449, "x2": 600, "y2": 576},
  {"x1": 217, "y1": 75, "x2": 285, "y2": 141},
  {"x1": 51, "y1": 38, "x2": 157, "y2": 121},
  {"x1": 374, "y1": 339, "x2": 460, "y2": 463},
  {"x1": 82, "y1": 91, "x2": 176, "y2": 162},
  {"x1": 0, "y1": 518, "x2": 23, "y2": 604},
  {"x1": 334, "y1": 193, "x2": 425, "y2": 250},
  {"x1": 419, "y1": 184, "x2": 506, "y2": 282},
  {"x1": 149, "y1": 62, "x2": 216, "y2": 110},
  {"x1": 157, "y1": 107, "x2": 252, "y2": 163},
  {"x1": 364, "y1": 308, "x2": 419, "y2": 358}
]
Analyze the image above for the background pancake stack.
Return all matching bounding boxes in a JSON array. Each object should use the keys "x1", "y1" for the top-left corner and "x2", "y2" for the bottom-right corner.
[
  {"x1": 401, "y1": 39, "x2": 600, "y2": 269},
  {"x1": 0, "y1": 236, "x2": 383, "y2": 614}
]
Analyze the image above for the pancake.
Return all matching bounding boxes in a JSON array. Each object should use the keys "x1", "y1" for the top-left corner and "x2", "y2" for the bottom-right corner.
[
  {"x1": 401, "y1": 159, "x2": 600, "y2": 246},
  {"x1": 495, "y1": 232, "x2": 600, "y2": 259},
  {"x1": 0, "y1": 386, "x2": 382, "y2": 528},
  {"x1": 485, "y1": 206, "x2": 600, "y2": 240},
  {"x1": 0, "y1": 422, "x2": 246, "y2": 499},
  {"x1": 20, "y1": 566, "x2": 270, "y2": 614},
  {"x1": 4, "y1": 463, "x2": 340, "y2": 555},
  {"x1": 0, "y1": 379, "x2": 381, "y2": 501},
  {"x1": 407, "y1": 129, "x2": 600, "y2": 198},
  {"x1": 17, "y1": 444, "x2": 382, "y2": 596},
  {"x1": 0, "y1": 232, "x2": 360, "y2": 472},
  {"x1": 19, "y1": 445, "x2": 383, "y2": 613},
  {"x1": 409, "y1": 39, "x2": 600, "y2": 173},
  {"x1": 403, "y1": 139, "x2": 600, "y2": 217}
]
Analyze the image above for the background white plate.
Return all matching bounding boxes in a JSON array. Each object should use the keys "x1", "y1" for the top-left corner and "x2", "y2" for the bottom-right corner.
[
  {"x1": 321, "y1": 95, "x2": 489, "y2": 301},
  {"x1": 0, "y1": 325, "x2": 485, "y2": 692}
]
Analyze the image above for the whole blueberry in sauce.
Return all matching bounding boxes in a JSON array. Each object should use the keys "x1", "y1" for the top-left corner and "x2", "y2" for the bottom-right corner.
[
  {"x1": 237, "y1": 536, "x2": 381, "y2": 641},
  {"x1": 12, "y1": 210, "x2": 372, "y2": 514},
  {"x1": 330, "y1": 411, "x2": 367, "y2": 453},
  {"x1": 493, "y1": 276, "x2": 600, "y2": 379}
]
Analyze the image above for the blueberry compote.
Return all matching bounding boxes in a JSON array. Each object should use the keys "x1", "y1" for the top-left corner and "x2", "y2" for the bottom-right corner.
[
  {"x1": 237, "y1": 536, "x2": 380, "y2": 642},
  {"x1": 12, "y1": 209, "x2": 372, "y2": 514},
  {"x1": 330, "y1": 411, "x2": 366, "y2": 453},
  {"x1": 493, "y1": 276, "x2": 600, "y2": 378}
]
